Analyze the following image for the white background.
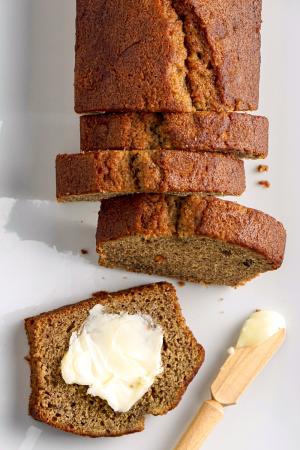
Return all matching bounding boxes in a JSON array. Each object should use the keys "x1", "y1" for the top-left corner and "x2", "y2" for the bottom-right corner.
[{"x1": 0, "y1": 1, "x2": 299, "y2": 449}]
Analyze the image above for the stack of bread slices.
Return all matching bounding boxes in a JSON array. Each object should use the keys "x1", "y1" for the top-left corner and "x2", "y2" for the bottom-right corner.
[{"x1": 56, "y1": 0, "x2": 286, "y2": 286}]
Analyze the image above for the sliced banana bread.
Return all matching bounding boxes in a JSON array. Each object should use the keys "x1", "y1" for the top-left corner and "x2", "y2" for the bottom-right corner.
[
  {"x1": 80, "y1": 112, "x2": 268, "y2": 159},
  {"x1": 56, "y1": 150, "x2": 245, "y2": 202},
  {"x1": 96, "y1": 195, "x2": 286, "y2": 286},
  {"x1": 75, "y1": 0, "x2": 261, "y2": 113},
  {"x1": 25, "y1": 282, "x2": 204, "y2": 437}
]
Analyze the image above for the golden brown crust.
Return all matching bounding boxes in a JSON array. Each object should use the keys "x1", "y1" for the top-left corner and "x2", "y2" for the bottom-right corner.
[
  {"x1": 96, "y1": 195, "x2": 286, "y2": 268},
  {"x1": 75, "y1": 0, "x2": 191, "y2": 113},
  {"x1": 56, "y1": 150, "x2": 245, "y2": 201},
  {"x1": 75, "y1": 0, "x2": 261, "y2": 113},
  {"x1": 25, "y1": 282, "x2": 204, "y2": 437},
  {"x1": 181, "y1": 0, "x2": 262, "y2": 111},
  {"x1": 80, "y1": 112, "x2": 268, "y2": 159}
]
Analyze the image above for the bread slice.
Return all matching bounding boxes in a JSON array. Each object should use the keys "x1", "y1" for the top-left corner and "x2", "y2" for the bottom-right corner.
[
  {"x1": 80, "y1": 112, "x2": 268, "y2": 159},
  {"x1": 25, "y1": 282, "x2": 204, "y2": 437},
  {"x1": 56, "y1": 150, "x2": 245, "y2": 202},
  {"x1": 75, "y1": 0, "x2": 261, "y2": 113},
  {"x1": 96, "y1": 195, "x2": 286, "y2": 287}
]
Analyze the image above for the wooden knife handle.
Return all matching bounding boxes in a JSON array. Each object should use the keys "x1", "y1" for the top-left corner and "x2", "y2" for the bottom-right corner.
[{"x1": 174, "y1": 400, "x2": 224, "y2": 450}]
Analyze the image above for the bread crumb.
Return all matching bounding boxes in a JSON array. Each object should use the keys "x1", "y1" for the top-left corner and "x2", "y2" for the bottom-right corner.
[
  {"x1": 123, "y1": 276, "x2": 128, "y2": 279},
  {"x1": 80, "y1": 249, "x2": 88, "y2": 255},
  {"x1": 257, "y1": 164, "x2": 269, "y2": 173},
  {"x1": 177, "y1": 281, "x2": 185, "y2": 287},
  {"x1": 258, "y1": 180, "x2": 270, "y2": 188},
  {"x1": 219, "y1": 311, "x2": 224, "y2": 314},
  {"x1": 154, "y1": 255, "x2": 166, "y2": 264},
  {"x1": 218, "y1": 298, "x2": 224, "y2": 302}
]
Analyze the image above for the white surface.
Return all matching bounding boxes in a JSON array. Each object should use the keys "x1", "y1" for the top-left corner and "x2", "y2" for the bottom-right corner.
[{"x1": 0, "y1": 0, "x2": 299, "y2": 449}]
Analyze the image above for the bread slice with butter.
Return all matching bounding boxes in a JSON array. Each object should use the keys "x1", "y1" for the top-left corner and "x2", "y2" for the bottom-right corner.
[{"x1": 25, "y1": 282, "x2": 204, "y2": 437}]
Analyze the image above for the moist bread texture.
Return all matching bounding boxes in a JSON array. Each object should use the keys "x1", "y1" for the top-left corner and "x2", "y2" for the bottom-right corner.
[
  {"x1": 80, "y1": 112, "x2": 268, "y2": 159},
  {"x1": 96, "y1": 195, "x2": 286, "y2": 286},
  {"x1": 75, "y1": 0, "x2": 261, "y2": 113},
  {"x1": 56, "y1": 150, "x2": 245, "y2": 201},
  {"x1": 25, "y1": 282, "x2": 204, "y2": 437}
]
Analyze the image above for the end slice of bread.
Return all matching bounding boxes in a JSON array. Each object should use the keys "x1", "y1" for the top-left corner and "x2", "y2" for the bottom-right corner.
[
  {"x1": 56, "y1": 150, "x2": 245, "y2": 202},
  {"x1": 25, "y1": 282, "x2": 204, "y2": 437},
  {"x1": 96, "y1": 194, "x2": 286, "y2": 287}
]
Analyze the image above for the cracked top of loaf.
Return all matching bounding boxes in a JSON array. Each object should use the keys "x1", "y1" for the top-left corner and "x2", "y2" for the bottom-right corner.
[{"x1": 75, "y1": 0, "x2": 262, "y2": 113}]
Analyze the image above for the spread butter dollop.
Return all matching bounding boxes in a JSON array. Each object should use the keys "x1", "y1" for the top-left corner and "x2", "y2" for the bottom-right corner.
[
  {"x1": 61, "y1": 305, "x2": 164, "y2": 412},
  {"x1": 236, "y1": 310, "x2": 286, "y2": 348}
]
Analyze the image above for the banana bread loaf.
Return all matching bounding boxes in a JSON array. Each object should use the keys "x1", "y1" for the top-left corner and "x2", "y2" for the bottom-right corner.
[
  {"x1": 80, "y1": 112, "x2": 268, "y2": 159},
  {"x1": 96, "y1": 194, "x2": 286, "y2": 286},
  {"x1": 25, "y1": 282, "x2": 204, "y2": 436},
  {"x1": 75, "y1": 0, "x2": 261, "y2": 113},
  {"x1": 56, "y1": 150, "x2": 245, "y2": 201}
]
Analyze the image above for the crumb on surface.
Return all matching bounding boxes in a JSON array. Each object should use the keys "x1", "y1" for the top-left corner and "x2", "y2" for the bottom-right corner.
[
  {"x1": 177, "y1": 281, "x2": 185, "y2": 287},
  {"x1": 154, "y1": 255, "x2": 166, "y2": 264},
  {"x1": 123, "y1": 276, "x2": 128, "y2": 279},
  {"x1": 80, "y1": 249, "x2": 88, "y2": 255},
  {"x1": 257, "y1": 164, "x2": 269, "y2": 173},
  {"x1": 219, "y1": 311, "x2": 224, "y2": 314},
  {"x1": 258, "y1": 180, "x2": 270, "y2": 188},
  {"x1": 218, "y1": 298, "x2": 224, "y2": 302}
]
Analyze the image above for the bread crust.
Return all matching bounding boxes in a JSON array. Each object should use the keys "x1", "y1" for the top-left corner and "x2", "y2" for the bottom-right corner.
[
  {"x1": 80, "y1": 112, "x2": 268, "y2": 159},
  {"x1": 25, "y1": 282, "x2": 204, "y2": 437},
  {"x1": 56, "y1": 150, "x2": 245, "y2": 201},
  {"x1": 75, "y1": 0, "x2": 261, "y2": 113},
  {"x1": 96, "y1": 195, "x2": 286, "y2": 269}
]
